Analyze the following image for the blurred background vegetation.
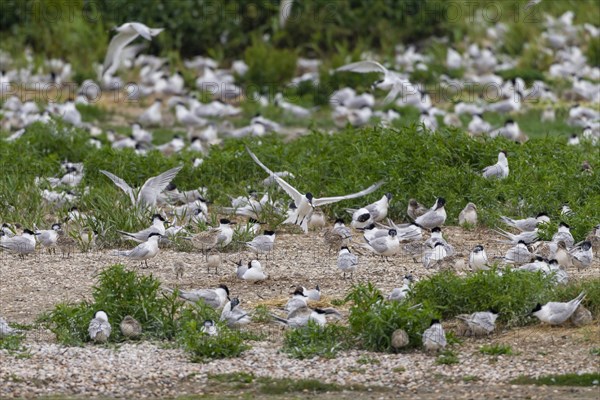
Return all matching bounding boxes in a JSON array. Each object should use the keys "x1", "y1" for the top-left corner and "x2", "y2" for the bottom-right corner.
[{"x1": 1, "y1": 0, "x2": 598, "y2": 82}]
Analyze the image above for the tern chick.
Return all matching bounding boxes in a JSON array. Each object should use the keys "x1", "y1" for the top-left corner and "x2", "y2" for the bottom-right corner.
[{"x1": 120, "y1": 315, "x2": 142, "y2": 339}]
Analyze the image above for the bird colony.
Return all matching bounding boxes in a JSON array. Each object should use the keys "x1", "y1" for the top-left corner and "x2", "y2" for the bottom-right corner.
[{"x1": 0, "y1": 4, "x2": 599, "y2": 396}]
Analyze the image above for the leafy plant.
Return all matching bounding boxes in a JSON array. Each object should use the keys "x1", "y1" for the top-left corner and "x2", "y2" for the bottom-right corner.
[
  {"x1": 251, "y1": 305, "x2": 272, "y2": 324},
  {"x1": 345, "y1": 283, "x2": 437, "y2": 352},
  {"x1": 176, "y1": 302, "x2": 250, "y2": 362},
  {"x1": 408, "y1": 268, "x2": 556, "y2": 327},
  {"x1": 511, "y1": 373, "x2": 600, "y2": 386},
  {"x1": 479, "y1": 344, "x2": 513, "y2": 356},
  {"x1": 282, "y1": 321, "x2": 351, "y2": 359},
  {"x1": 436, "y1": 350, "x2": 460, "y2": 365}
]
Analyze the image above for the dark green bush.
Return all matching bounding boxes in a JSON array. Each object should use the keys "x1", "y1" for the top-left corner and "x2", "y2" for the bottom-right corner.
[
  {"x1": 282, "y1": 321, "x2": 351, "y2": 359},
  {"x1": 176, "y1": 303, "x2": 250, "y2": 362},
  {"x1": 345, "y1": 283, "x2": 438, "y2": 352}
]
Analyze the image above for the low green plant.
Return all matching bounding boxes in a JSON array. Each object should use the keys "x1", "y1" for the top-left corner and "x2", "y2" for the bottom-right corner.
[
  {"x1": 176, "y1": 303, "x2": 250, "y2": 362},
  {"x1": 357, "y1": 356, "x2": 381, "y2": 365},
  {"x1": 0, "y1": 334, "x2": 27, "y2": 354},
  {"x1": 39, "y1": 264, "x2": 247, "y2": 362},
  {"x1": 345, "y1": 283, "x2": 437, "y2": 352},
  {"x1": 251, "y1": 305, "x2": 272, "y2": 324},
  {"x1": 282, "y1": 321, "x2": 351, "y2": 359},
  {"x1": 590, "y1": 348, "x2": 600, "y2": 356},
  {"x1": 408, "y1": 268, "x2": 555, "y2": 327},
  {"x1": 479, "y1": 344, "x2": 513, "y2": 356},
  {"x1": 436, "y1": 350, "x2": 460, "y2": 365},
  {"x1": 256, "y1": 377, "x2": 343, "y2": 395},
  {"x1": 511, "y1": 373, "x2": 600, "y2": 386}
]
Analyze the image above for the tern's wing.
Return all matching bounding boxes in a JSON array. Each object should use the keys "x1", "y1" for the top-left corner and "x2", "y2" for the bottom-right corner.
[
  {"x1": 139, "y1": 166, "x2": 183, "y2": 207},
  {"x1": 125, "y1": 243, "x2": 151, "y2": 259},
  {"x1": 246, "y1": 147, "x2": 303, "y2": 203},
  {"x1": 336, "y1": 60, "x2": 387, "y2": 75},
  {"x1": 313, "y1": 181, "x2": 384, "y2": 207},
  {"x1": 382, "y1": 82, "x2": 402, "y2": 104},
  {"x1": 129, "y1": 22, "x2": 163, "y2": 40},
  {"x1": 279, "y1": 0, "x2": 294, "y2": 27},
  {"x1": 102, "y1": 29, "x2": 140, "y2": 76},
  {"x1": 100, "y1": 170, "x2": 135, "y2": 205}
]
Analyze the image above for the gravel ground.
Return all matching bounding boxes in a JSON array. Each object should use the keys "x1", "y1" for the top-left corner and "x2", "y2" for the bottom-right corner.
[{"x1": 1, "y1": 227, "x2": 599, "y2": 398}]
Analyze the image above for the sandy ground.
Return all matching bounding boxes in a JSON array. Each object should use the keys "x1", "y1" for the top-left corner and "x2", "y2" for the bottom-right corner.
[{"x1": 0, "y1": 227, "x2": 599, "y2": 399}]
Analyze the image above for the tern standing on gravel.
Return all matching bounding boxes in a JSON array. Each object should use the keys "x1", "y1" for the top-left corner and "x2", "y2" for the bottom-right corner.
[{"x1": 111, "y1": 232, "x2": 162, "y2": 267}]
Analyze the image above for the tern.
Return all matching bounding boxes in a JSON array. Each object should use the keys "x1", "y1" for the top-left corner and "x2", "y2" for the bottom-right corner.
[
  {"x1": 457, "y1": 310, "x2": 499, "y2": 336},
  {"x1": 414, "y1": 197, "x2": 447, "y2": 229},
  {"x1": 100, "y1": 166, "x2": 182, "y2": 209},
  {"x1": 118, "y1": 214, "x2": 167, "y2": 242},
  {"x1": 111, "y1": 232, "x2": 162, "y2": 267},
  {"x1": 347, "y1": 193, "x2": 392, "y2": 230},
  {"x1": 388, "y1": 274, "x2": 413, "y2": 301},
  {"x1": 0, "y1": 228, "x2": 36, "y2": 258},
  {"x1": 220, "y1": 298, "x2": 251, "y2": 327},
  {"x1": 102, "y1": 22, "x2": 163, "y2": 80},
  {"x1": 500, "y1": 213, "x2": 550, "y2": 232},
  {"x1": 422, "y1": 319, "x2": 446, "y2": 352},
  {"x1": 247, "y1": 147, "x2": 383, "y2": 233},
  {"x1": 336, "y1": 60, "x2": 409, "y2": 104},
  {"x1": 337, "y1": 246, "x2": 358, "y2": 279},
  {"x1": 469, "y1": 245, "x2": 488, "y2": 271},
  {"x1": 164, "y1": 284, "x2": 230, "y2": 309},
  {"x1": 88, "y1": 311, "x2": 111, "y2": 343},
  {"x1": 482, "y1": 151, "x2": 509, "y2": 179},
  {"x1": 530, "y1": 292, "x2": 586, "y2": 325}
]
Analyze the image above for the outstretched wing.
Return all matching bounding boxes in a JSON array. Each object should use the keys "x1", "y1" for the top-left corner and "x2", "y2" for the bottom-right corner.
[
  {"x1": 313, "y1": 181, "x2": 384, "y2": 207},
  {"x1": 139, "y1": 166, "x2": 183, "y2": 207},
  {"x1": 130, "y1": 22, "x2": 163, "y2": 40},
  {"x1": 336, "y1": 60, "x2": 387, "y2": 75},
  {"x1": 102, "y1": 29, "x2": 140, "y2": 77},
  {"x1": 246, "y1": 147, "x2": 303, "y2": 203},
  {"x1": 100, "y1": 170, "x2": 135, "y2": 205}
]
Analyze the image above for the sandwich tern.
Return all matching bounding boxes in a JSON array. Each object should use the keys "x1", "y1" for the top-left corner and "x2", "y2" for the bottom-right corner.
[
  {"x1": 164, "y1": 284, "x2": 230, "y2": 309},
  {"x1": 482, "y1": 151, "x2": 509, "y2": 179},
  {"x1": 422, "y1": 319, "x2": 446, "y2": 352},
  {"x1": 530, "y1": 292, "x2": 586, "y2": 325},
  {"x1": 414, "y1": 197, "x2": 447, "y2": 229},
  {"x1": 220, "y1": 298, "x2": 251, "y2": 327},
  {"x1": 111, "y1": 232, "x2": 162, "y2": 267},
  {"x1": 100, "y1": 166, "x2": 182, "y2": 209},
  {"x1": 247, "y1": 147, "x2": 383, "y2": 233},
  {"x1": 88, "y1": 311, "x2": 111, "y2": 343},
  {"x1": 337, "y1": 246, "x2": 358, "y2": 279},
  {"x1": 102, "y1": 22, "x2": 163, "y2": 80}
]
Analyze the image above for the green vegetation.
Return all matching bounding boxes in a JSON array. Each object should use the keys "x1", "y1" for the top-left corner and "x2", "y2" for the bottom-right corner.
[
  {"x1": 511, "y1": 373, "x2": 600, "y2": 386},
  {"x1": 409, "y1": 270, "x2": 600, "y2": 327},
  {"x1": 205, "y1": 372, "x2": 381, "y2": 396},
  {"x1": 282, "y1": 321, "x2": 351, "y2": 359},
  {"x1": 345, "y1": 283, "x2": 438, "y2": 352},
  {"x1": 436, "y1": 350, "x2": 460, "y2": 365},
  {"x1": 251, "y1": 305, "x2": 272, "y2": 324},
  {"x1": 2, "y1": 123, "x2": 597, "y2": 247},
  {"x1": 39, "y1": 264, "x2": 182, "y2": 344},
  {"x1": 479, "y1": 344, "x2": 513, "y2": 356},
  {"x1": 39, "y1": 265, "x2": 249, "y2": 361},
  {"x1": 177, "y1": 304, "x2": 249, "y2": 362},
  {"x1": 0, "y1": 333, "x2": 26, "y2": 354}
]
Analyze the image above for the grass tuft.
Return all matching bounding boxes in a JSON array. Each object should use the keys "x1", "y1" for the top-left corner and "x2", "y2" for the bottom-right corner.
[{"x1": 511, "y1": 373, "x2": 600, "y2": 386}]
